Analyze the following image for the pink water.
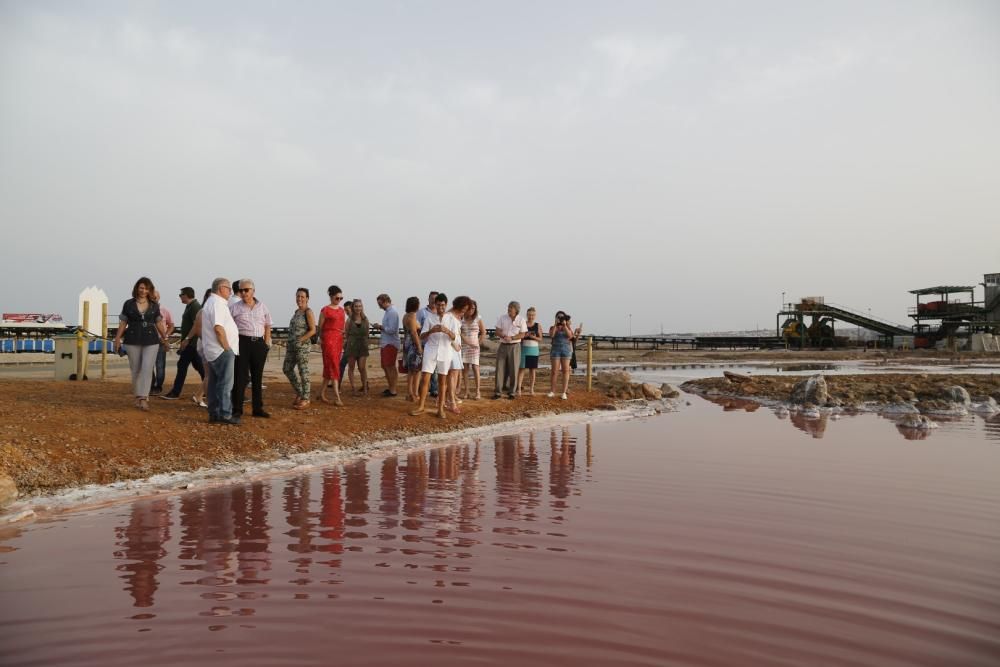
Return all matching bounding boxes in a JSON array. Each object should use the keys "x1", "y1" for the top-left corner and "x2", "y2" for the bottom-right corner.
[{"x1": 1, "y1": 400, "x2": 999, "y2": 666}]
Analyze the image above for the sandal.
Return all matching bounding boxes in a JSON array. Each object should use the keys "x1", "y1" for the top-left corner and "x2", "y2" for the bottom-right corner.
[
  {"x1": 294, "y1": 399, "x2": 310, "y2": 410},
  {"x1": 138, "y1": 398, "x2": 150, "y2": 411}
]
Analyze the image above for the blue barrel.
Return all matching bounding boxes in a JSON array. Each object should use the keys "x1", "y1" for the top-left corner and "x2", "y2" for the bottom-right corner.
[
  {"x1": 42, "y1": 339, "x2": 55, "y2": 353},
  {"x1": 1, "y1": 340, "x2": 12, "y2": 353},
  {"x1": 22, "y1": 340, "x2": 36, "y2": 352}
]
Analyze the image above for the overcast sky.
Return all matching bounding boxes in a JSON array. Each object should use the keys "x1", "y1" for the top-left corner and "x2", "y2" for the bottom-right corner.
[{"x1": 1, "y1": 1, "x2": 998, "y2": 334}]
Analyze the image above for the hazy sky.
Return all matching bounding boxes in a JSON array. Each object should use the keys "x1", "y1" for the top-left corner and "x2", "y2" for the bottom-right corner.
[{"x1": 1, "y1": 1, "x2": 998, "y2": 334}]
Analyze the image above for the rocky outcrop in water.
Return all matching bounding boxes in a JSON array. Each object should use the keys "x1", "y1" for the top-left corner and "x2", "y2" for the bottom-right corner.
[
  {"x1": 597, "y1": 371, "x2": 679, "y2": 402},
  {"x1": 790, "y1": 375, "x2": 829, "y2": 405},
  {"x1": 942, "y1": 386, "x2": 971, "y2": 406},
  {"x1": 640, "y1": 383, "x2": 662, "y2": 400},
  {"x1": 970, "y1": 396, "x2": 999, "y2": 415},
  {"x1": 659, "y1": 383, "x2": 681, "y2": 399}
]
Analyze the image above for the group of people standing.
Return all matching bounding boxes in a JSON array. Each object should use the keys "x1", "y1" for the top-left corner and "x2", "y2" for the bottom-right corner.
[{"x1": 115, "y1": 278, "x2": 581, "y2": 425}]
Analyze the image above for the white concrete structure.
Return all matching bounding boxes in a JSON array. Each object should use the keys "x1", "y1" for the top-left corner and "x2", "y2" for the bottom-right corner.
[{"x1": 78, "y1": 286, "x2": 108, "y2": 335}]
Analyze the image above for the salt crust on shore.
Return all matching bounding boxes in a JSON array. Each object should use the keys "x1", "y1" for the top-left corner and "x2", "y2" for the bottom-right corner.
[{"x1": 1, "y1": 400, "x2": 677, "y2": 525}]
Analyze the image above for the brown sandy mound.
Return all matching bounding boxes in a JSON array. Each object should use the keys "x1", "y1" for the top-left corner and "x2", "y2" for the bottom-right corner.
[{"x1": 0, "y1": 374, "x2": 610, "y2": 496}]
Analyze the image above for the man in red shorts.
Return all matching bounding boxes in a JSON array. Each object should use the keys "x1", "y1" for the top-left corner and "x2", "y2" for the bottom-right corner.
[{"x1": 375, "y1": 293, "x2": 400, "y2": 397}]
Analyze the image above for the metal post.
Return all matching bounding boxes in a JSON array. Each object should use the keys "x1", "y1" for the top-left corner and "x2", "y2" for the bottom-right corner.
[
  {"x1": 586, "y1": 336, "x2": 593, "y2": 393},
  {"x1": 101, "y1": 302, "x2": 108, "y2": 380}
]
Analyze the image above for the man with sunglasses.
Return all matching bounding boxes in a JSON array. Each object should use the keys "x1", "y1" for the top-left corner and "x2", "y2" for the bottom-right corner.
[{"x1": 229, "y1": 279, "x2": 272, "y2": 418}]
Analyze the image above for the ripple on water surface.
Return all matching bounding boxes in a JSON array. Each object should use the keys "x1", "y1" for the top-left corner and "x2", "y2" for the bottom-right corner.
[{"x1": 1, "y1": 400, "x2": 998, "y2": 666}]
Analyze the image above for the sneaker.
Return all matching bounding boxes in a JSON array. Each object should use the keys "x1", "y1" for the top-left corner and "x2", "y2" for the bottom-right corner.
[
  {"x1": 252, "y1": 410, "x2": 271, "y2": 418},
  {"x1": 547, "y1": 392, "x2": 555, "y2": 398},
  {"x1": 160, "y1": 393, "x2": 179, "y2": 401},
  {"x1": 561, "y1": 393, "x2": 568, "y2": 400}
]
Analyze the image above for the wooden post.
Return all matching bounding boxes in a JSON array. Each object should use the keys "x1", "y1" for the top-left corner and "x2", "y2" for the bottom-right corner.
[
  {"x1": 101, "y1": 302, "x2": 108, "y2": 380},
  {"x1": 586, "y1": 335, "x2": 593, "y2": 392}
]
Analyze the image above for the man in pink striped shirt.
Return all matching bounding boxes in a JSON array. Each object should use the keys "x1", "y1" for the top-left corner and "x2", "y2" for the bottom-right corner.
[{"x1": 229, "y1": 278, "x2": 273, "y2": 418}]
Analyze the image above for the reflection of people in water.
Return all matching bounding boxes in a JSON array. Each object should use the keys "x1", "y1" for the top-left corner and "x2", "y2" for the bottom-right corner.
[
  {"x1": 344, "y1": 461, "x2": 370, "y2": 520},
  {"x1": 283, "y1": 476, "x2": 316, "y2": 588},
  {"x1": 233, "y1": 482, "x2": 272, "y2": 586},
  {"x1": 458, "y1": 442, "x2": 485, "y2": 532},
  {"x1": 379, "y1": 457, "x2": 400, "y2": 528},
  {"x1": 319, "y1": 469, "x2": 345, "y2": 557},
  {"x1": 115, "y1": 498, "x2": 172, "y2": 608},
  {"x1": 549, "y1": 428, "x2": 577, "y2": 501},
  {"x1": 403, "y1": 451, "x2": 429, "y2": 529}
]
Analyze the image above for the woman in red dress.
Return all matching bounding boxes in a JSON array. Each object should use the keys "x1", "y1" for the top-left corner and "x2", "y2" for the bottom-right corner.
[{"x1": 316, "y1": 284, "x2": 345, "y2": 406}]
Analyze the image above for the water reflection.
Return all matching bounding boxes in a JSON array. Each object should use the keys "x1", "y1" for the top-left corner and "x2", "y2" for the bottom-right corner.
[
  {"x1": 4, "y1": 410, "x2": 998, "y2": 667},
  {"x1": 789, "y1": 411, "x2": 828, "y2": 439},
  {"x1": 108, "y1": 429, "x2": 593, "y2": 620},
  {"x1": 702, "y1": 395, "x2": 761, "y2": 412},
  {"x1": 701, "y1": 395, "x2": 972, "y2": 440},
  {"x1": 114, "y1": 499, "x2": 171, "y2": 608},
  {"x1": 986, "y1": 414, "x2": 1000, "y2": 441}
]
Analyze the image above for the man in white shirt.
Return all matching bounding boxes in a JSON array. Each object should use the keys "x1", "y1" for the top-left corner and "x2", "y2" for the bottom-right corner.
[
  {"x1": 409, "y1": 293, "x2": 454, "y2": 419},
  {"x1": 494, "y1": 301, "x2": 527, "y2": 399},
  {"x1": 415, "y1": 290, "x2": 440, "y2": 398},
  {"x1": 201, "y1": 277, "x2": 241, "y2": 425}
]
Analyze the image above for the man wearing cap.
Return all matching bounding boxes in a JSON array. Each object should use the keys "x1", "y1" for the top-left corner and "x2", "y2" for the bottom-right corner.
[
  {"x1": 229, "y1": 278, "x2": 273, "y2": 418},
  {"x1": 160, "y1": 287, "x2": 204, "y2": 400}
]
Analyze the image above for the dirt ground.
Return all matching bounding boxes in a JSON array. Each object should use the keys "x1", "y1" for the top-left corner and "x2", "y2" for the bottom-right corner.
[{"x1": 0, "y1": 352, "x2": 611, "y2": 497}]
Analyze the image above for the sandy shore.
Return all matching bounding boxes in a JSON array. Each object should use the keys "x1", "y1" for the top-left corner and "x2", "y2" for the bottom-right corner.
[
  {"x1": 0, "y1": 351, "x2": 614, "y2": 499},
  {"x1": 2, "y1": 345, "x2": 997, "y2": 502}
]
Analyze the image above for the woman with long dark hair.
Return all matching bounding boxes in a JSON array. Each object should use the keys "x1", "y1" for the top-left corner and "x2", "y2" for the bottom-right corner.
[{"x1": 113, "y1": 277, "x2": 168, "y2": 411}]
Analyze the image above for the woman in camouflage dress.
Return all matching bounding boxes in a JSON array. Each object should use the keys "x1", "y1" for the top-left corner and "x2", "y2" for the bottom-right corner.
[{"x1": 284, "y1": 287, "x2": 317, "y2": 409}]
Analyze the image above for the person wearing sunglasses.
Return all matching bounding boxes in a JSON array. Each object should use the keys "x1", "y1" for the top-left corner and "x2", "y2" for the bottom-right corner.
[
  {"x1": 316, "y1": 285, "x2": 345, "y2": 406},
  {"x1": 229, "y1": 278, "x2": 273, "y2": 418}
]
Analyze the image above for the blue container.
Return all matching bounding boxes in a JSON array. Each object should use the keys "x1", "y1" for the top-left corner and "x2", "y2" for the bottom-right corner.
[
  {"x1": 1, "y1": 340, "x2": 12, "y2": 353},
  {"x1": 42, "y1": 339, "x2": 55, "y2": 353},
  {"x1": 22, "y1": 340, "x2": 36, "y2": 353}
]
